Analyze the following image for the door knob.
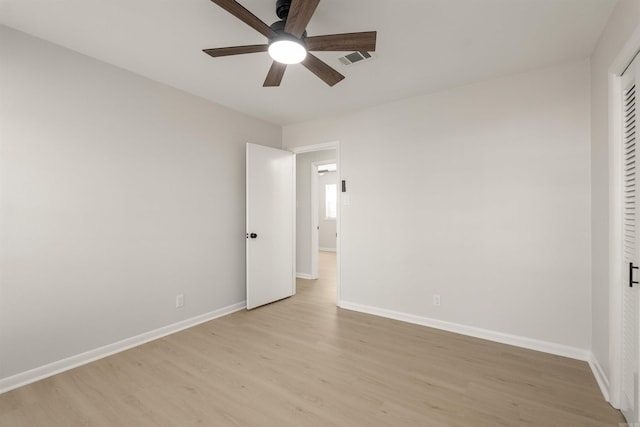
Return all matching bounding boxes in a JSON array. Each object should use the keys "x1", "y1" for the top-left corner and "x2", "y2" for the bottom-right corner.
[{"x1": 250, "y1": 233, "x2": 258, "y2": 239}]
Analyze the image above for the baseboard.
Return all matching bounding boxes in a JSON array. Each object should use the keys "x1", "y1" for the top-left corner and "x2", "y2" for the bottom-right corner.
[
  {"x1": 2, "y1": 299, "x2": 600, "y2": 396},
  {"x1": 296, "y1": 273, "x2": 315, "y2": 279},
  {"x1": 319, "y1": 248, "x2": 336, "y2": 252},
  {"x1": 589, "y1": 352, "x2": 611, "y2": 402},
  {"x1": 0, "y1": 301, "x2": 246, "y2": 394},
  {"x1": 339, "y1": 301, "x2": 590, "y2": 361}
]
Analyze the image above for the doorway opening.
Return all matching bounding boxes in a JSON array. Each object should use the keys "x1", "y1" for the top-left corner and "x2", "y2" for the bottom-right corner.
[
  {"x1": 291, "y1": 142, "x2": 340, "y2": 305},
  {"x1": 311, "y1": 160, "x2": 337, "y2": 277}
]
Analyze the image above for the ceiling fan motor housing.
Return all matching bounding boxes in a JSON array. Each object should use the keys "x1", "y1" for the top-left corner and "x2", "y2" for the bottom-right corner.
[
  {"x1": 276, "y1": 0, "x2": 291, "y2": 19},
  {"x1": 269, "y1": 20, "x2": 307, "y2": 42}
]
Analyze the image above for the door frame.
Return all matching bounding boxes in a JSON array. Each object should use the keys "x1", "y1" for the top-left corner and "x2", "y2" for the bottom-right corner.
[
  {"x1": 290, "y1": 141, "x2": 342, "y2": 305},
  {"x1": 311, "y1": 159, "x2": 337, "y2": 279},
  {"x1": 609, "y1": 24, "x2": 640, "y2": 410}
]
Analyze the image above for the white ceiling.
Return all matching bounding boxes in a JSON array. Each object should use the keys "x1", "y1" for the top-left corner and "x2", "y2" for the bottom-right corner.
[{"x1": 0, "y1": 0, "x2": 618, "y2": 125}]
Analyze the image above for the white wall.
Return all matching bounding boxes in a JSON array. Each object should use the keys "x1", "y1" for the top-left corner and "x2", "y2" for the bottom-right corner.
[
  {"x1": 295, "y1": 150, "x2": 335, "y2": 276},
  {"x1": 284, "y1": 60, "x2": 591, "y2": 351},
  {"x1": 590, "y1": 0, "x2": 640, "y2": 391},
  {"x1": 318, "y1": 171, "x2": 337, "y2": 251},
  {"x1": 0, "y1": 26, "x2": 281, "y2": 381}
]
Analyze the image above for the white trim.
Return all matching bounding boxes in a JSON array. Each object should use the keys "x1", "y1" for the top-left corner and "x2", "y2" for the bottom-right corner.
[
  {"x1": 292, "y1": 151, "x2": 297, "y2": 296},
  {"x1": 290, "y1": 141, "x2": 339, "y2": 154},
  {"x1": 339, "y1": 301, "x2": 590, "y2": 361},
  {"x1": 0, "y1": 302, "x2": 246, "y2": 394},
  {"x1": 319, "y1": 247, "x2": 336, "y2": 252},
  {"x1": 608, "y1": 69, "x2": 624, "y2": 409},
  {"x1": 590, "y1": 353, "x2": 611, "y2": 402},
  {"x1": 311, "y1": 162, "x2": 318, "y2": 279},
  {"x1": 296, "y1": 273, "x2": 315, "y2": 279}
]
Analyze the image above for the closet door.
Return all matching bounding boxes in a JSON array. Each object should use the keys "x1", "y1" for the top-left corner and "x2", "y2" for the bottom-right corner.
[{"x1": 621, "y1": 56, "x2": 640, "y2": 424}]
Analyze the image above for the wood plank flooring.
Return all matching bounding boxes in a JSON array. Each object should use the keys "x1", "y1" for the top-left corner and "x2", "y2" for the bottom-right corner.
[{"x1": 0, "y1": 252, "x2": 625, "y2": 425}]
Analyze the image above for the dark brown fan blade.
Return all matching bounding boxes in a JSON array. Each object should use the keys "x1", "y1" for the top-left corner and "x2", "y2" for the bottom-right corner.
[
  {"x1": 210, "y1": 0, "x2": 276, "y2": 38},
  {"x1": 263, "y1": 61, "x2": 287, "y2": 87},
  {"x1": 301, "y1": 53, "x2": 345, "y2": 87},
  {"x1": 285, "y1": 0, "x2": 320, "y2": 38},
  {"x1": 306, "y1": 31, "x2": 377, "y2": 52},
  {"x1": 203, "y1": 44, "x2": 268, "y2": 57}
]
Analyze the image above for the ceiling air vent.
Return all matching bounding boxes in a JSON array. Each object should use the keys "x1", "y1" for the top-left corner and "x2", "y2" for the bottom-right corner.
[{"x1": 338, "y1": 51, "x2": 374, "y2": 66}]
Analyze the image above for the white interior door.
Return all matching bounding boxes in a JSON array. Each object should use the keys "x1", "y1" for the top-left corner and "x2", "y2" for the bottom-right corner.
[
  {"x1": 246, "y1": 143, "x2": 295, "y2": 310},
  {"x1": 621, "y1": 56, "x2": 640, "y2": 423}
]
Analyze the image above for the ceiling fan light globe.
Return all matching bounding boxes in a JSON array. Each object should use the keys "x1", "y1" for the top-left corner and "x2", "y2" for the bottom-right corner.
[{"x1": 268, "y1": 40, "x2": 307, "y2": 64}]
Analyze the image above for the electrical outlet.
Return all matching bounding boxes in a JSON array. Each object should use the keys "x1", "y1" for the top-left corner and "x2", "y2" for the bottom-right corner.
[
  {"x1": 175, "y1": 293, "x2": 184, "y2": 308},
  {"x1": 433, "y1": 294, "x2": 441, "y2": 306}
]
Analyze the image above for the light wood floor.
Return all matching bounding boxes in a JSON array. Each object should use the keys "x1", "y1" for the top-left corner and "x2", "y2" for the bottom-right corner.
[{"x1": 0, "y1": 252, "x2": 625, "y2": 426}]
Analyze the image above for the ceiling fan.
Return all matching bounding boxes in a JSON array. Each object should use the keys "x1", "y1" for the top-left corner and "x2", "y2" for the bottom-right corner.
[{"x1": 203, "y1": 0, "x2": 377, "y2": 87}]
